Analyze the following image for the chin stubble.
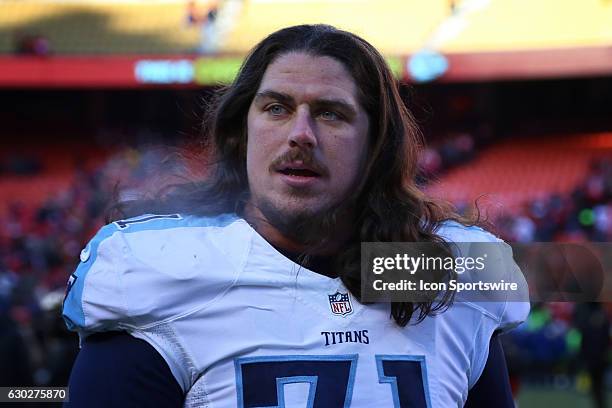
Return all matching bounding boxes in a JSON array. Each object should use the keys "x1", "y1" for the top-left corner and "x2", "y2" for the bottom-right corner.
[{"x1": 256, "y1": 195, "x2": 345, "y2": 247}]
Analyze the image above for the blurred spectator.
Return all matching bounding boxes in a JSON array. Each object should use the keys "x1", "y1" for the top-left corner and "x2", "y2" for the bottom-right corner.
[
  {"x1": 14, "y1": 33, "x2": 51, "y2": 56},
  {"x1": 418, "y1": 147, "x2": 442, "y2": 178},
  {"x1": 186, "y1": 0, "x2": 220, "y2": 54},
  {"x1": 511, "y1": 215, "x2": 536, "y2": 243},
  {"x1": 573, "y1": 303, "x2": 610, "y2": 408},
  {"x1": 439, "y1": 132, "x2": 475, "y2": 167},
  {"x1": 417, "y1": 131, "x2": 477, "y2": 184},
  {"x1": 0, "y1": 294, "x2": 34, "y2": 386},
  {"x1": 2, "y1": 154, "x2": 42, "y2": 176}
]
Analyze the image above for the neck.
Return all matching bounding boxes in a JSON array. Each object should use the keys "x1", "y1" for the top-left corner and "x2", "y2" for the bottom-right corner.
[{"x1": 243, "y1": 201, "x2": 354, "y2": 256}]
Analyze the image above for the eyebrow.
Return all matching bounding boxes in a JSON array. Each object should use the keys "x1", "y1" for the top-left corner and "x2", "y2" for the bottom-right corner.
[
  {"x1": 254, "y1": 90, "x2": 294, "y2": 105},
  {"x1": 254, "y1": 90, "x2": 358, "y2": 119}
]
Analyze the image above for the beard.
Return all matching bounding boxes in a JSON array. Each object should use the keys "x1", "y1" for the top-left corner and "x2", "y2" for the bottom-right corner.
[{"x1": 253, "y1": 192, "x2": 351, "y2": 250}]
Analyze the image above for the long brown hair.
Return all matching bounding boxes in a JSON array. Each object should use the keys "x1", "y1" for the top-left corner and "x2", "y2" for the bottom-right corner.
[{"x1": 110, "y1": 24, "x2": 475, "y2": 326}]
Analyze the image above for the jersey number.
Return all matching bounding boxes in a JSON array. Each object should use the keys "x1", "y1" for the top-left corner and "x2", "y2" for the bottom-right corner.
[{"x1": 235, "y1": 355, "x2": 430, "y2": 408}]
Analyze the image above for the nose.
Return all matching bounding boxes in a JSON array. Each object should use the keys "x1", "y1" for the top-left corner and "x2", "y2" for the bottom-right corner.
[{"x1": 288, "y1": 106, "x2": 317, "y2": 149}]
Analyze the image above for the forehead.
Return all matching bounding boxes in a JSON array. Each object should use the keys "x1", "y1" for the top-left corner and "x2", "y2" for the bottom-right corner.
[{"x1": 257, "y1": 52, "x2": 359, "y2": 103}]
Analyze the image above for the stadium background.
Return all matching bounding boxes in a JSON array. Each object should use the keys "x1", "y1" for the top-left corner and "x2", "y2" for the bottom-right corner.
[{"x1": 1, "y1": 0, "x2": 611, "y2": 406}]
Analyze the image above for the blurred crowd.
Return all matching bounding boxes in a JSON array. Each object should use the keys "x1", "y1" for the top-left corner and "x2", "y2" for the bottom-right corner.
[
  {"x1": 0, "y1": 147, "x2": 145, "y2": 391},
  {"x1": 494, "y1": 157, "x2": 612, "y2": 407},
  {"x1": 496, "y1": 158, "x2": 612, "y2": 243},
  {"x1": 418, "y1": 131, "x2": 477, "y2": 178},
  {"x1": 0, "y1": 169, "x2": 103, "y2": 390}
]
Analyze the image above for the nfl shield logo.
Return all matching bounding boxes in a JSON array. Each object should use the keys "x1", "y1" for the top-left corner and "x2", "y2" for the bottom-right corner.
[{"x1": 328, "y1": 291, "x2": 353, "y2": 316}]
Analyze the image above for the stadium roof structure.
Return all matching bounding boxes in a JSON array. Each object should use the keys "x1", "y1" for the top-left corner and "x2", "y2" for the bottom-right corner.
[{"x1": 1, "y1": 0, "x2": 611, "y2": 86}]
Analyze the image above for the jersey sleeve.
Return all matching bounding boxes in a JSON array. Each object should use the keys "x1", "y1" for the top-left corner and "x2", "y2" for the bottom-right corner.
[
  {"x1": 464, "y1": 335, "x2": 514, "y2": 408},
  {"x1": 62, "y1": 222, "x2": 130, "y2": 338},
  {"x1": 67, "y1": 332, "x2": 184, "y2": 407}
]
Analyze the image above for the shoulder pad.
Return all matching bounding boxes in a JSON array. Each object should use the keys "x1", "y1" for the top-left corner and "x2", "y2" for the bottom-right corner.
[
  {"x1": 436, "y1": 221, "x2": 530, "y2": 332},
  {"x1": 62, "y1": 213, "x2": 251, "y2": 338}
]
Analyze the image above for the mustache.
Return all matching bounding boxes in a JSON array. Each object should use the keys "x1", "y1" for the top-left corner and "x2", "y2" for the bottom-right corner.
[{"x1": 269, "y1": 148, "x2": 328, "y2": 177}]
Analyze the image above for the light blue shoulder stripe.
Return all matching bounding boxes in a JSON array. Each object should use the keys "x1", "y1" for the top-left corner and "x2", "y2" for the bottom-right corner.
[
  {"x1": 62, "y1": 213, "x2": 242, "y2": 332},
  {"x1": 111, "y1": 212, "x2": 241, "y2": 234},
  {"x1": 62, "y1": 221, "x2": 120, "y2": 331}
]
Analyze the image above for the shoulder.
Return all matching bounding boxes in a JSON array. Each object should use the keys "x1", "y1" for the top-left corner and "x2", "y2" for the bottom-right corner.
[
  {"x1": 435, "y1": 220, "x2": 530, "y2": 333},
  {"x1": 62, "y1": 213, "x2": 253, "y2": 338},
  {"x1": 434, "y1": 220, "x2": 500, "y2": 243},
  {"x1": 102, "y1": 213, "x2": 253, "y2": 272}
]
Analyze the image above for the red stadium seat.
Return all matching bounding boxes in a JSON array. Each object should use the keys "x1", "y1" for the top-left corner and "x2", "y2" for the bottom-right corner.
[{"x1": 426, "y1": 132, "x2": 612, "y2": 210}]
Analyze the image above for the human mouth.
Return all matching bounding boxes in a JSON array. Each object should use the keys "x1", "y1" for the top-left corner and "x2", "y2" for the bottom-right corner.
[
  {"x1": 275, "y1": 162, "x2": 322, "y2": 187},
  {"x1": 278, "y1": 162, "x2": 321, "y2": 177}
]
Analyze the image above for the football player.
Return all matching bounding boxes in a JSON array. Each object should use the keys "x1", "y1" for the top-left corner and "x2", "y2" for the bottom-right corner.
[{"x1": 63, "y1": 24, "x2": 529, "y2": 407}]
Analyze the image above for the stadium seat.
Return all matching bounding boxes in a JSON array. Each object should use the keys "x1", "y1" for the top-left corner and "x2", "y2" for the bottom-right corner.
[{"x1": 426, "y1": 132, "x2": 612, "y2": 209}]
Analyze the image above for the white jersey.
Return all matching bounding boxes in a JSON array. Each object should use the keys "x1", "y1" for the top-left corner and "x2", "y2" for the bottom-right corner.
[{"x1": 63, "y1": 213, "x2": 529, "y2": 407}]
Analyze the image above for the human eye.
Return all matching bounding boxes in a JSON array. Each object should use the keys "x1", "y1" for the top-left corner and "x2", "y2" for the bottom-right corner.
[
  {"x1": 265, "y1": 104, "x2": 288, "y2": 117},
  {"x1": 319, "y1": 110, "x2": 342, "y2": 121}
]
